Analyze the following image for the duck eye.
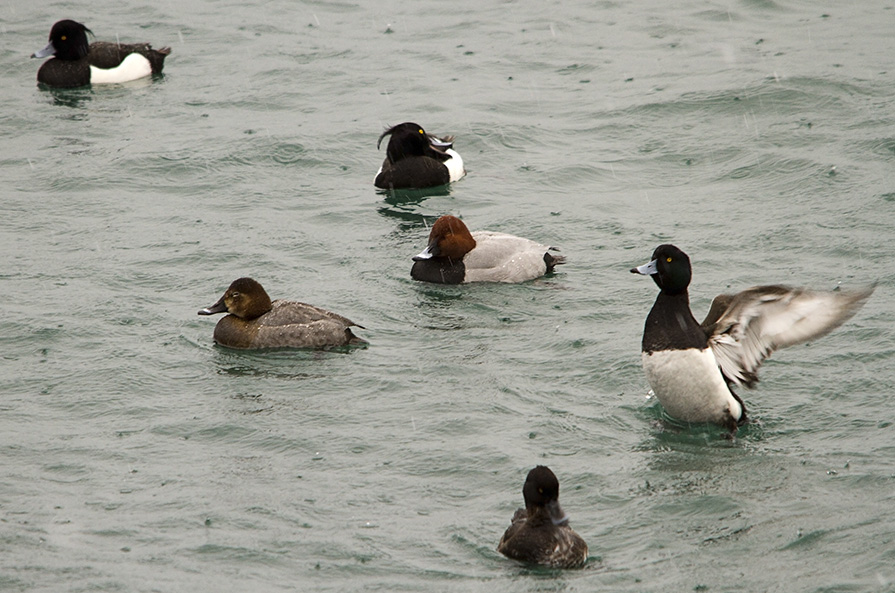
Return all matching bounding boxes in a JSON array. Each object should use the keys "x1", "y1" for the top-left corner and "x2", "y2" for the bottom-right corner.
[
  {"x1": 418, "y1": 129, "x2": 424, "y2": 135},
  {"x1": 666, "y1": 257, "x2": 672, "y2": 263},
  {"x1": 61, "y1": 35, "x2": 67, "y2": 41}
]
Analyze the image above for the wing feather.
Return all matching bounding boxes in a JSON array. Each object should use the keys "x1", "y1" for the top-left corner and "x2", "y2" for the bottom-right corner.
[{"x1": 707, "y1": 285, "x2": 873, "y2": 387}]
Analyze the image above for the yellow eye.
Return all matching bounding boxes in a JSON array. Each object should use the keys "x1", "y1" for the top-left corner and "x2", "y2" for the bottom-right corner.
[
  {"x1": 61, "y1": 35, "x2": 67, "y2": 41},
  {"x1": 666, "y1": 257, "x2": 672, "y2": 263},
  {"x1": 418, "y1": 129, "x2": 424, "y2": 134}
]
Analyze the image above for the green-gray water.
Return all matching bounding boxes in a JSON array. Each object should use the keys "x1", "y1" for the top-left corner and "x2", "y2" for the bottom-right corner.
[{"x1": 2, "y1": 1, "x2": 894, "y2": 591}]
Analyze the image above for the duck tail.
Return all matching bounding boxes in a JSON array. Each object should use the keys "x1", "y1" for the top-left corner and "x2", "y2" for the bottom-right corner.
[
  {"x1": 346, "y1": 329, "x2": 368, "y2": 346},
  {"x1": 544, "y1": 249, "x2": 566, "y2": 272},
  {"x1": 147, "y1": 46, "x2": 171, "y2": 73}
]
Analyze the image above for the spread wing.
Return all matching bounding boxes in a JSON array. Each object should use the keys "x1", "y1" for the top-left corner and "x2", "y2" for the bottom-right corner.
[{"x1": 706, "y1": 285, "x2": 873, "y2": 387}]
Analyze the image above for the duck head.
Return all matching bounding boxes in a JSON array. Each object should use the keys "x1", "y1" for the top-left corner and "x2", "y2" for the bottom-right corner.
[
  {"x1": 631, "y1": 243, "x2": 692, "y2": 295},
  {"x1": 32, "y1": 19, "x2": 92, "y2": 61},
  {"x1": 198, "y1": 277, "x2": 273, "y2": 320}
]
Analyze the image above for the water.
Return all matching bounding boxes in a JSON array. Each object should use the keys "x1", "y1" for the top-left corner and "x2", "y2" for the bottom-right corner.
[{"x1": 1, "y1": 0, "x2": 894, "y2": 591}]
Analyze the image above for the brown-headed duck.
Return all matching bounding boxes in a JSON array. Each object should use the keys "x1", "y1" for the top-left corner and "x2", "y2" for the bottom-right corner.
[
  {"x1": 411, "y1": 215, "x2": 565, "y2": 284},
  {"x1": 198, "y1": 278, "x2": 365, "y2": 350}
]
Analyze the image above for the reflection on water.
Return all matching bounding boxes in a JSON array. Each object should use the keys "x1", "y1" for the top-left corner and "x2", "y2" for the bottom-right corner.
[
  {"x1": 376, "y1": 184, "x2": 454, "y2": 229},
  {"x1": 207, "y1": 341, "x2": 364, "y2": 381},
  {"x1": 42, "y1": 86, "x2": 94, "y2": 110},
  {"x1": 631, "y1": 402, "x2": 765, "y2": 452}
]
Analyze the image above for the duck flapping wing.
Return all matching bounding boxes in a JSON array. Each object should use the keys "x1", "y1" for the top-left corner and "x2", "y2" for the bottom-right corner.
[{"x1": 705, "y1": 284, "x2": 873, "y2": 388}]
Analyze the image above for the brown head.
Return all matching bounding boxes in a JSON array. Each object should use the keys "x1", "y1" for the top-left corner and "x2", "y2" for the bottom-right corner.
[
  {"x1": 412, "y1": 215, "x2": 477, "y2": 262},
  {"x1": 198, "y1": 277, "x2": 273, "y2": 320}
]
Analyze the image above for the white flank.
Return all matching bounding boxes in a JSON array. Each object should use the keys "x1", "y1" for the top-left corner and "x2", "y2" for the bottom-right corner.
[
  {"x1": 444, "y1": 148, "x2": 466, "y2": 182},
  {"x1": 89, "y1": 53, "x2": 152, "y2": 84},
  {"x1": 642, "y1": 348, "x2": 742, "y2": 424}
]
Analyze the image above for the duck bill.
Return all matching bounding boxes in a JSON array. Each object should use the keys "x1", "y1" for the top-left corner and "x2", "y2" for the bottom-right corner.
[
  {"x1": 427, "y1": 135, "x2": 453, "y2": 149},
  {"x1": 546, "y1": 500, "x2": 570, "y2": 526},
  {"x1": 31, "y1": 41, "x2": 55, "y2": 59},
  {"x1": 413, "y1": 238, "x2": 442, "y2": 262},
  {"x1": 198, "y1": 297, "x2": 228, "y2": 316},
  {"x1": 412, "y1": 245, "x2": 435, "y2": 262},
  {"x1": 428, "y1": 134, "x2": 454, "y2": 148},
  {"x1": 630, "y1": 259, "x2": 658, "y2": 275}
]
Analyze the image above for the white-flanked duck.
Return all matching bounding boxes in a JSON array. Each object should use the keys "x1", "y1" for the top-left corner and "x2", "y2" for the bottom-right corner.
[
  {"x1": 32, "y1": 20, "x2": 170, "y2": 88},
  {"x1": 198, "y1": 278, "x2": 365, "y2": 350},
  {"x1": 631, "y1": 244, "x2": 873, "y2": 433},
  {"x1": 411, "y1": 215, "x2": 565, "y2": 284},
  {"x1": 498, "y1": 465, "x2": 589, "y2": 569},
  {"x1": 374, "y1": 122, "x2": 465, "y2": 190}
]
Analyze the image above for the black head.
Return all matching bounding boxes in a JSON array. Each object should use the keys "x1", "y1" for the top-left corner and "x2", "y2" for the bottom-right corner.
[
  {"x1": 34, "y1": 20, "x2": 92, "y2": 61},
  {"x1": 631, "y1": 244, "x2": 692, "y2": 295},
  {"x1": 377, "y1": 122, "x2": 447, "y2": 163},
  {"x1": 521, "y1": 466, "x2": 569, "y2": 525}
]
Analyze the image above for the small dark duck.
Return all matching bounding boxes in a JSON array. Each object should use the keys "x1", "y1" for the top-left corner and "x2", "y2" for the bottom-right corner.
[
  {"x1": 374, "y1": 122, "x2": 465, "y2": 190},
  {"x1": 497, "y1": 465, "x2": 588, "y2": 569},
  {"x1": 631, "y1": 244, "x2": 873, "y2": 433},
  {"x1": 32, "y1": 19, "x2": 170, "y2": 88},
  {"x1": 198, "y1": 278, "x2": 366, "y2": 350}
]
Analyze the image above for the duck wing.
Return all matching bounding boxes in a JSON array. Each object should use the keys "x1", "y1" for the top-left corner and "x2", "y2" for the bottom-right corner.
[
  {"x1": 89, "y1": 42, "x2": 171, "y2": 73},
  {"x1": 463, "y1": 231, "x2": 563, "y2": 282},
  {"x1": 706, "y1": 285, "x2": 873, "y2": 387},
  {"x1": 265, "y1": 300, "x2": 363, "y2": 329},
  {"x1": 497, "y1": 507, "x2": 528, "y2": 553}
]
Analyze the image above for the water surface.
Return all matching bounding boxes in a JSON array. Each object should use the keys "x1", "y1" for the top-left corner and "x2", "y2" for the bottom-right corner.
[{"x1": 1, "y1": 1, "x2": 894, "y2": 591}]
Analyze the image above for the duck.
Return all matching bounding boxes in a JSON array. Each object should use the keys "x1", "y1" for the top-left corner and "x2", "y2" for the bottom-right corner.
[
  {"x1": 32, "y1": 19, "x2": 170, "y2": 88},
  {"x1": 631, "y1": 244, "x2": 873, "y2": 433},
  {"x1": 374, "y1": 122, "x2": 465, "y2": 189},
  {"x1": 198, "y1": 278, "x2": 366, "y2": 350},
  {"x1": 411, "y1": 215, "x2": 565, "y2": 284},
  {"x1": 497, "y1": 465, "x2": 588, "y2": 569}
]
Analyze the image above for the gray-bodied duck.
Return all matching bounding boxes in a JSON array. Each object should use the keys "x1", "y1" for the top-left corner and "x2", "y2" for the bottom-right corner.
[
  {"x1": 198, "y1": 278, "x2": 365, "y2": 350},
  {"x1": 411, "y1": 215, "x2": 565, "y2": 284}
]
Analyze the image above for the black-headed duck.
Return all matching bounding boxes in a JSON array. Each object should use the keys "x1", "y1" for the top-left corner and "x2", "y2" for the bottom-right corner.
[
  {"x1": 32, "y1": 19, "x2": 170, "y2": 88},
  {"x1": 631, "y1": 244, "x2": 873, "y2": 433},
  {"x1": 374, "y1": 122, "x2": 465, "y2": 190},
  {"x1": 498, "y1": 465, "x2": 588, "y2": 569}
]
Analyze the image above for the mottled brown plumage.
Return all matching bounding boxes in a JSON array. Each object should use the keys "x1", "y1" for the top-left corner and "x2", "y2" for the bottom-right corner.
[{"x1": 498, "y1": 466, "x2": 588, "y2": 569}]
